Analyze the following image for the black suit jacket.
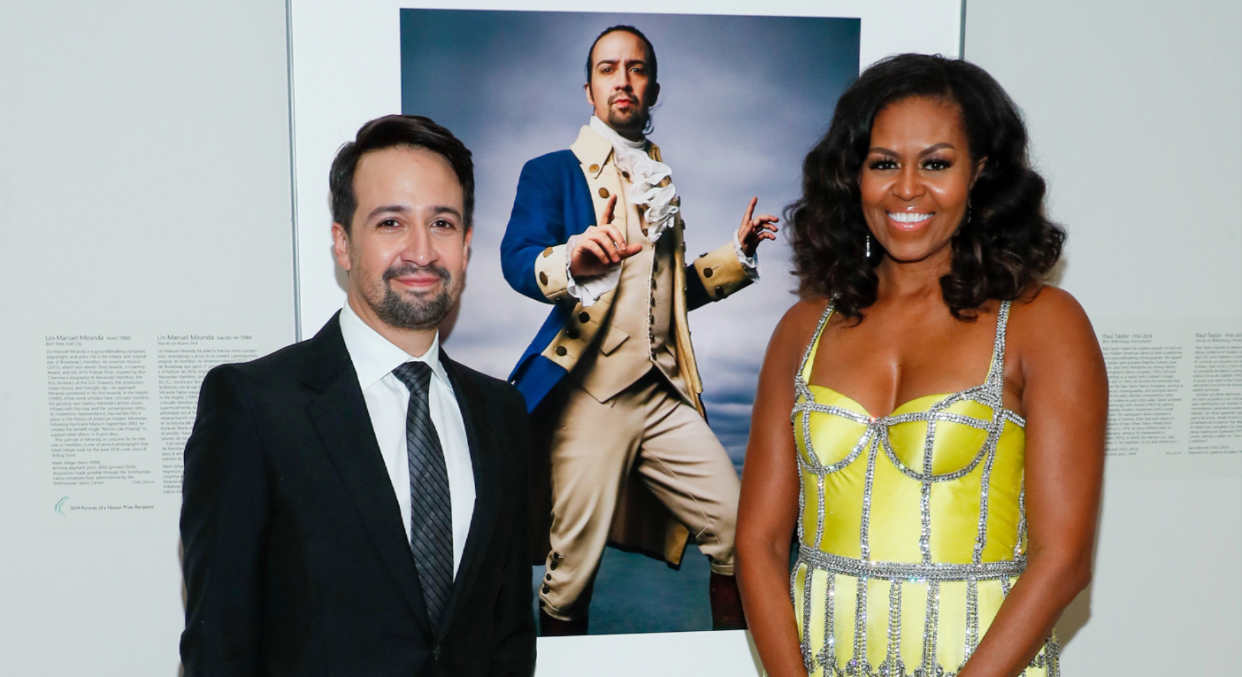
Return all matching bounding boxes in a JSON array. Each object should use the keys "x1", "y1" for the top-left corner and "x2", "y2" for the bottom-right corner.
[{"x1": 180, "y1": 314, "x2": 536, "y2": 676}]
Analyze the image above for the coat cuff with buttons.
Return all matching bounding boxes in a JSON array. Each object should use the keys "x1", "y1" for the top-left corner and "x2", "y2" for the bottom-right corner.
[
  {"x1": 692, "y1": 240, "x2": 753, "y2": 301},
  {"x1": 533, "y1": 243, "x2": 572, "y2": 302}
]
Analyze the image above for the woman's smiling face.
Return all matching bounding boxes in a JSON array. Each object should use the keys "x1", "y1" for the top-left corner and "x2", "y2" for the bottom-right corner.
[{"x1": 860, "y1": 95, "x2": 984, "y2": 266}]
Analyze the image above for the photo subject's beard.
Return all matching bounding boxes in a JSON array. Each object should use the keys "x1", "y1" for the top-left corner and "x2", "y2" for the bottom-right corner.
[
  {"x1": 606, "y1": 106, "x2": 648, "y2": 138},
  {"x1": 367, "y1": 263, "x2": 456, "y2": 331}
]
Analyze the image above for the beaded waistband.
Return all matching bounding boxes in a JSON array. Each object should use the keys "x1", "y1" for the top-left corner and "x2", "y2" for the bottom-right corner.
[{"x1": 798, "y1": 547, "x2": 1026, "y2": 581}]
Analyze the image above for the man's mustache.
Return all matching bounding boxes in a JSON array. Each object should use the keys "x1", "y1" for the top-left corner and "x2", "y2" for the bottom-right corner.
[{"x1": 382, "y1": 262, "x2": 451, "y2": 285}]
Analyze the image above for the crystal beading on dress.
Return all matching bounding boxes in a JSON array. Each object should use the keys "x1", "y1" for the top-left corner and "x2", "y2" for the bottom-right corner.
[{"x1": 789, "y1": 301, "x2": 1060, "y2": 677}]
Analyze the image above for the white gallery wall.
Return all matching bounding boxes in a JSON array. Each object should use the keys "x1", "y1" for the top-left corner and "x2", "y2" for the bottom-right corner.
[
  {"x1": 0, "y1": 1, "x2": 297, "y2": 674},
  {"x1": 965, "y1": 1, "x2": 1242, "y2": 673},
  {"x1": 0, "y1": 1, "x2": 1237, "y2": 675}
]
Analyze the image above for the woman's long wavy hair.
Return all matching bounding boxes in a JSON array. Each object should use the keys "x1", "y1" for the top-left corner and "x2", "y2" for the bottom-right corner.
[{"x1": 787, "y1": 53, "x2": 1065, "y2": 320}]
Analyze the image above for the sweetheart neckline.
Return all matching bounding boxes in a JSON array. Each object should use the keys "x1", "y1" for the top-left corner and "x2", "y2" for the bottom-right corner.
[{"x1": 803, "y1": 382, "x2": 1019, "y2": 422}]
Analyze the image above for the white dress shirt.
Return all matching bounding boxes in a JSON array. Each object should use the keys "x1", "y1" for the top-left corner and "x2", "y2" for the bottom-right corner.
[
  {"x1": 339, "y1": 302, "x2": 475, "y2": 578},
  {"x1": 566, "y1": 116, "x2": 759, "y2": 307}
]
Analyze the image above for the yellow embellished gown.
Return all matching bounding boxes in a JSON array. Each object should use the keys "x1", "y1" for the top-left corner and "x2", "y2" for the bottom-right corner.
[{"x1": 791, "y1": 301, "x2": 1060, "y2": 676}]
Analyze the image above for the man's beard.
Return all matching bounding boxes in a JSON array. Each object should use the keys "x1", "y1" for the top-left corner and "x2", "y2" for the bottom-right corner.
[
  {"x1": 365, "y1": 262, "x2": 456, "y2": 331},
  {"x1": 606, "y1": 100, "x2": 649, "y2": 135}
]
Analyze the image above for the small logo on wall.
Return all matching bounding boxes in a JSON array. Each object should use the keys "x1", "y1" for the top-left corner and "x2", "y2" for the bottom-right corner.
[{"x1": 55, "y1": 496, "x2": 69, "y2": 515}]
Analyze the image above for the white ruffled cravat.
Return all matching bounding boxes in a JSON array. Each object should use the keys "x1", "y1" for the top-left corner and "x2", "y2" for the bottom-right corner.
[
  {"x1": 588, "y1": 116, "x2": 679, "y2": 243},
  {"x1": 566, "y1": 118, "x2": 758, "y2": 307}
]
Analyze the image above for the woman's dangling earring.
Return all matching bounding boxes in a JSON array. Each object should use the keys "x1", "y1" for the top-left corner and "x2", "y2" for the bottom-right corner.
[{"x1": 865, "y1": 233, "x2": 871, "y2": 259}]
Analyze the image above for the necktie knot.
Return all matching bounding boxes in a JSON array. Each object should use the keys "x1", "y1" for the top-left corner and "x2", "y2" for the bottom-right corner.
[{"x1": 392, "y1": 361, "x2": 434, "y2": 394}]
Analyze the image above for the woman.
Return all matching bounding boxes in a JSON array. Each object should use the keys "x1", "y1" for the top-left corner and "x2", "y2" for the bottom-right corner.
[{"x1": 736, "y1": 54, "x2": 1106, "y2": 677}]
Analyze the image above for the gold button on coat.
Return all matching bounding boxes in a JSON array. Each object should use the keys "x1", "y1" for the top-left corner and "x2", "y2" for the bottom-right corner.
[
  {"x1": 542, "y1": 247, "x2": 554, "y2": 258},
  {"x1": 703, "y1": 267, "x2": 714, "y2": 278},
  {"x1": 555, "y1": 345, "x2": 567, "y2": 357},
  {"x1": 589, "y1": 164, "x2": 600, "y2": 173},
  {"x1": 578, "y1": 312, "x2": 591, "y2": 323},
  {"x1": 598, "y1": 187, "x2": 610, "y2": 198},
  {"x1": 539, "y1": 272, "x2": 549, "y2": 286}
]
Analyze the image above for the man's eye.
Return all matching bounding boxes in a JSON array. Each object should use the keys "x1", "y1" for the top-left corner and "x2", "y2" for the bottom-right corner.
[
  {"x1": 378, "y1": 219, "x2": 401, "y2": 228},
  {"x1": 431, "y1": 219, "x2": 455, "y2": 230}
]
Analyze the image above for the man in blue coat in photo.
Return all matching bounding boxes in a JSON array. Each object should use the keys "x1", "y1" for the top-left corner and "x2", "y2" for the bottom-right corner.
[{"x1": 500, "y1": 25, "x2": 777, "y2": 635}]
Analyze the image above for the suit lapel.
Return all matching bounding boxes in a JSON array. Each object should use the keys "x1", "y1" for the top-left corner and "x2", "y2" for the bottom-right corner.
[
  {"x1": 435, "y1": 353, "x2": 501, "y2": 639},
  {"x1": 301, "y1": 315, "x2": 432, "y2": 632}
]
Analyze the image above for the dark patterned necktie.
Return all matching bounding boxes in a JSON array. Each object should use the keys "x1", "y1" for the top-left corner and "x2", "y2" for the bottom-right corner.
[{"x1": 391, "y1": 361, "x2": 453, "y2": 627}]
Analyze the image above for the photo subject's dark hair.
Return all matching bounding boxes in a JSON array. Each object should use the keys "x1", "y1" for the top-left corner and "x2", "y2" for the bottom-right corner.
[
  {"x1": 584, "y1": 25, "x2": 658, "y2": 84},
  {"x1": 787, "y1": 53, "x2": 1065, "y2": 320},
  {"x1": 329, "y1": 114, "x2": 475, "y2": 233}
]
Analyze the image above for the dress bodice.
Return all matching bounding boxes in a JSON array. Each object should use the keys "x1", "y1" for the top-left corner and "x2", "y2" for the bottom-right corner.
[
  {"x1": 788, "y1": 301, "x2": 1060, "y2": 677},
  {"x1": 793, "y1": 301, "x2": 1028, "y2": 566}
]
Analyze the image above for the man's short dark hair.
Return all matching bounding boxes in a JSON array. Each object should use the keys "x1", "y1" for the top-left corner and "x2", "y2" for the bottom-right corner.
[
  {"x1": 329, "y1": 115, "x2": 475, "y2": 233},
  {"x1": 584, "y1": 25, "x2": 658, "y2": 84}
]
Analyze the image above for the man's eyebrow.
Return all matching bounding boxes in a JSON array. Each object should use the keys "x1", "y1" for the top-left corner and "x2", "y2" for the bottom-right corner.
[
  {"x1": 363, "y1": 205, "x2": 463, "y2": 222},
  {"x1": 365, "y1": 204, "x2": 407, "y2": 221},
  {"x1": 429, "y1": 205, "x2": 463, "y2": 220}
]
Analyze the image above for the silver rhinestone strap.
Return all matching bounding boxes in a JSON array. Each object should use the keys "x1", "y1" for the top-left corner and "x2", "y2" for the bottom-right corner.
[{"x1": 799, "y1": 549, "x2": 1027, "y2": 581}]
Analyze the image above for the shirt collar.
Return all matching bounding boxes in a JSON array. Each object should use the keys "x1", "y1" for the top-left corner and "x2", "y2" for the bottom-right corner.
[{"x1": 339, "y1": 301, "x2": 453, "y2": 394}]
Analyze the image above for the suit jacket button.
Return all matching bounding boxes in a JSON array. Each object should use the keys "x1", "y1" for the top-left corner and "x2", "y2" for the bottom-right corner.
[
  {"x1": 542, "y1": 584, "x2": 551, "y2": 594},
  {"x1": 716, "y1": 285, "x2": 725, "y2": 297},
  {"x1": 539, "y1": 271, "x2": 549, "y2": 286},
  {"x1": 542, "y1": 247, "x2": 554, "y2": 258},
  {"x1": 598, "y1": 187, "x2": 610, "y2": 198},
  {"x1": 703, "y1": 267, "x2": 714, "y2": 278},
  {"x1": 566, "y1": 328, "x2": 579, "y2": 340},
  {"x1": 589, "y1": 163, "x2": 600, "y2": 173},
  {"x1": 433, "y1": 645, "x2": 441, "y2": 661},
  {"x1": 578, "y1": 312, "x2": 591, "y2": 324},
  {"x1": 555, "y1": 345, "x2": 567, "y2": 357},
  {"x1": 550, "y1": 560, "x2": 559, "y2": 570}
]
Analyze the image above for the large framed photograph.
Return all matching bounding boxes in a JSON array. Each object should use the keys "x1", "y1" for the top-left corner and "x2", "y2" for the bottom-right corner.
[{"x1": 289, "y1": 0, "x2": 963, "y2": 671}]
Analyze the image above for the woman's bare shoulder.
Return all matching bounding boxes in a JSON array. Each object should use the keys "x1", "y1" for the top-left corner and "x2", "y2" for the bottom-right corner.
[
  {"x1": 772, "y1": 297, "x2": 832, "y2": 347},
  {"x1": 1009, "y1": 285, "x2": 1101, "y2": 365}
]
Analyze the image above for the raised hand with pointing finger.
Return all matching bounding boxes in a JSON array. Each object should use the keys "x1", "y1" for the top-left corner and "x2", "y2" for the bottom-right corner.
[
  {"x1": 737, "y1": 197, "x2": 779, "y2": 258},
  {"x1": 569, "y1": 194, "x2": 643, "y2": 278}
]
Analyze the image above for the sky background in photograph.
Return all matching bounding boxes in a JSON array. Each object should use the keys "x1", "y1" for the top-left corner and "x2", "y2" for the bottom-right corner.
[{"x1": 401, "y1": 9, "x2": 859, "y2": 471}]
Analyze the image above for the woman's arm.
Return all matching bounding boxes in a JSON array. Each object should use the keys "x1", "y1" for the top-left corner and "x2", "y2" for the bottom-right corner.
[
  {"x1": 736, "y1": 301, "x2": 824, "y2": 677},
  {"x1": 959, "y1": 288, "x2": 1107, "y2": 676}
]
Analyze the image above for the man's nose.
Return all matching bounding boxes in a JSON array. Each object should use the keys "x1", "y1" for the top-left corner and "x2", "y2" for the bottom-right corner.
[{"x1": 402, "y1": 225, "x2": 438, "y2": 265}]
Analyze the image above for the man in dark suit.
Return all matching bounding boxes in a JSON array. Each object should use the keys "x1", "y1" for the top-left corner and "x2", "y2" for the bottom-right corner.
[{"x1": 180, "y1": 115, "x2": 536, "y2": 676}]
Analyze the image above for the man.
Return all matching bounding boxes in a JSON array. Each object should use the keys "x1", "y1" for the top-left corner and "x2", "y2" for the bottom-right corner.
[
  {"x1": 181, "y1": 115, "x2": 535, "y2": 676},
  {"x1": 500, "y1": 26, "x2": 777, "y2": 635}
]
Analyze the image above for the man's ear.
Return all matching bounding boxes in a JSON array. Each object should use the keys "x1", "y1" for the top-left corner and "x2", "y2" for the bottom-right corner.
[
  {"x1": 463, "y1": 227, "x2": 473, "y2": 262},
  {"x1": 331, "y1": 222, "x2": 352, "y2": 273},
  {"x1": 584, "y1": 81, "x2": 594, "y2": 107}
]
